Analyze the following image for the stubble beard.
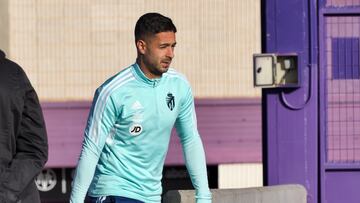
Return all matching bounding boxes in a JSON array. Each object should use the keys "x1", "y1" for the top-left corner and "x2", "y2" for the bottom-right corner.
[{"x1": 149, "y1": 59, "x2": 172, "y2": 77}]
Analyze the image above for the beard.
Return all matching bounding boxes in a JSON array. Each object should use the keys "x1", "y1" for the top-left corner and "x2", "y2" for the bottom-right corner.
[{"x1": 145, "y1": 57, "x2": 172, "y2": 77}]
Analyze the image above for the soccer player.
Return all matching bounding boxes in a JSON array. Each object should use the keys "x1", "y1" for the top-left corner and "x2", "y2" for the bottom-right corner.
[{"x1": 70, "y1": 13, "x2": 211, "y2": 203}]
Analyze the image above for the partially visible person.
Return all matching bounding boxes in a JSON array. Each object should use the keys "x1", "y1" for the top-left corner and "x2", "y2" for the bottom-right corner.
[{"x1": 0, "y1": 49, "x2": 48, "y2": 203}]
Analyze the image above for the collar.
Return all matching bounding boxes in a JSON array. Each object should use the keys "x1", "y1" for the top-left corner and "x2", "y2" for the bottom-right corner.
[{"x1": 132, "y1": 63, "x2": 162, "y2": 87}]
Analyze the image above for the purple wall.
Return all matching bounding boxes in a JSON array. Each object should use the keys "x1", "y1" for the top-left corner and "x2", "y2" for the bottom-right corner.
[
  {"x1": 319, "y1": 2, "x2": 360, "y2": 203},
  {"x1": 42, "y1": 99, "x2": 261, "y2": 168},
  {"x1": 264, "y1": 1, "x2": 360, "y2": 202},
  {"x1": 262, "y1": 0, "x2": 318, "y2": 202},
  {"x1": 324, "y1": 171, "x2": 360, "y2": 203}
]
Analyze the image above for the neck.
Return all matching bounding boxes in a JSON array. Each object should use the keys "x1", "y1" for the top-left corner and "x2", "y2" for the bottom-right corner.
[{"x1": 136, "y1": 57, "x2": 160, "y2": 79}]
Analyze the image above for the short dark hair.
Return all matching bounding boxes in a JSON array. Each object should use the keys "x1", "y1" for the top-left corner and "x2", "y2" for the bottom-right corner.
[{"x1": 135, "y1": 13, "x2": 177, "y2": 42}]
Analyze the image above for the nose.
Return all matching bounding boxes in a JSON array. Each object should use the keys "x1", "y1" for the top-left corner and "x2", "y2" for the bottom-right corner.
[{"x1": 166, "y1": 47, "x2": 174, "y2": 59}]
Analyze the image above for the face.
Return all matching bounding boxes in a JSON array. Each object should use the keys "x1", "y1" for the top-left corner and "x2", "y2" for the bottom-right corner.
[{"x1": 137, "y1": 31, "x2": 176, "y2": 78}]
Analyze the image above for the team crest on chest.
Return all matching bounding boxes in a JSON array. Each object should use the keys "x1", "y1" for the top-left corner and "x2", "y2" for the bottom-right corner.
[{"x1": 166, "y1": 93, "x2": 175, "y2": 111}]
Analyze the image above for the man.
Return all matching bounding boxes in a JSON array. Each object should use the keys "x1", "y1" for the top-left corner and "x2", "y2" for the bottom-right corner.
[
  {"x1": 70, "y1": 13, "x2": 212, "y2": 203},
  {"x1": 0, "y1": 49, "x2": 48, "y2": 203}
]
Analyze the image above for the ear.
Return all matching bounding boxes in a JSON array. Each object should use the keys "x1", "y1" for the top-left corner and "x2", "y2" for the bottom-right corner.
[{"x1": 136, "y1": 40, "x2": 146, "y2": 55}]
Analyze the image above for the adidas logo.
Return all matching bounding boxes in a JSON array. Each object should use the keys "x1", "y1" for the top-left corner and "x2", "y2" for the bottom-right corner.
[{"x1": 131, "y1": 101, "x2": 143, "y2": 110}]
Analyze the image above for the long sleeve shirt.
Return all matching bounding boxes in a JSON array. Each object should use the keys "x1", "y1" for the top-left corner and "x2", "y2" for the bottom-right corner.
[
  {"x1": 0, "y1": 49, "x2": 48, "y2": 203},
  {"x1": 70, "y1": 63, "x2": 211, "y2": 203}
]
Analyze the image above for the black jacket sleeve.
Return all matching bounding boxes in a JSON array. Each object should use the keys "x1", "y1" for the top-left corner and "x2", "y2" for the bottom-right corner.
[{"x1": 0, "y1": 68, "x2": 48, "y2": 202}]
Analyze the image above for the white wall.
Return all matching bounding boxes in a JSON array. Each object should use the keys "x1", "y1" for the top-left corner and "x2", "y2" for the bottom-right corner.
[
  {"x1": 7, "y1": 0, "x2": 261, "y2": 101},
  {"x1": 218, "y1": 163, "x2": 263, "y2": 189}
]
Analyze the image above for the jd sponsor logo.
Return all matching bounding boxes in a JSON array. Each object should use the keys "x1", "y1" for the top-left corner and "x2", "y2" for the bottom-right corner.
[{"x1": 129, "y1": 124, "x2": 142, "y2": 136}]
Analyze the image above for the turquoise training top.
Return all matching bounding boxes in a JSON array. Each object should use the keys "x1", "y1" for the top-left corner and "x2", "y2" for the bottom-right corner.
[{"x1": 70, "y1": 63, "x2": 212, "y2": 203}]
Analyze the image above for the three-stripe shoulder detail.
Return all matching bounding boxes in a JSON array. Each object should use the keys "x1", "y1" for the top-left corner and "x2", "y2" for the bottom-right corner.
[{"x1": 88, "y1": 68, "x2": 135, "y2": 144}]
